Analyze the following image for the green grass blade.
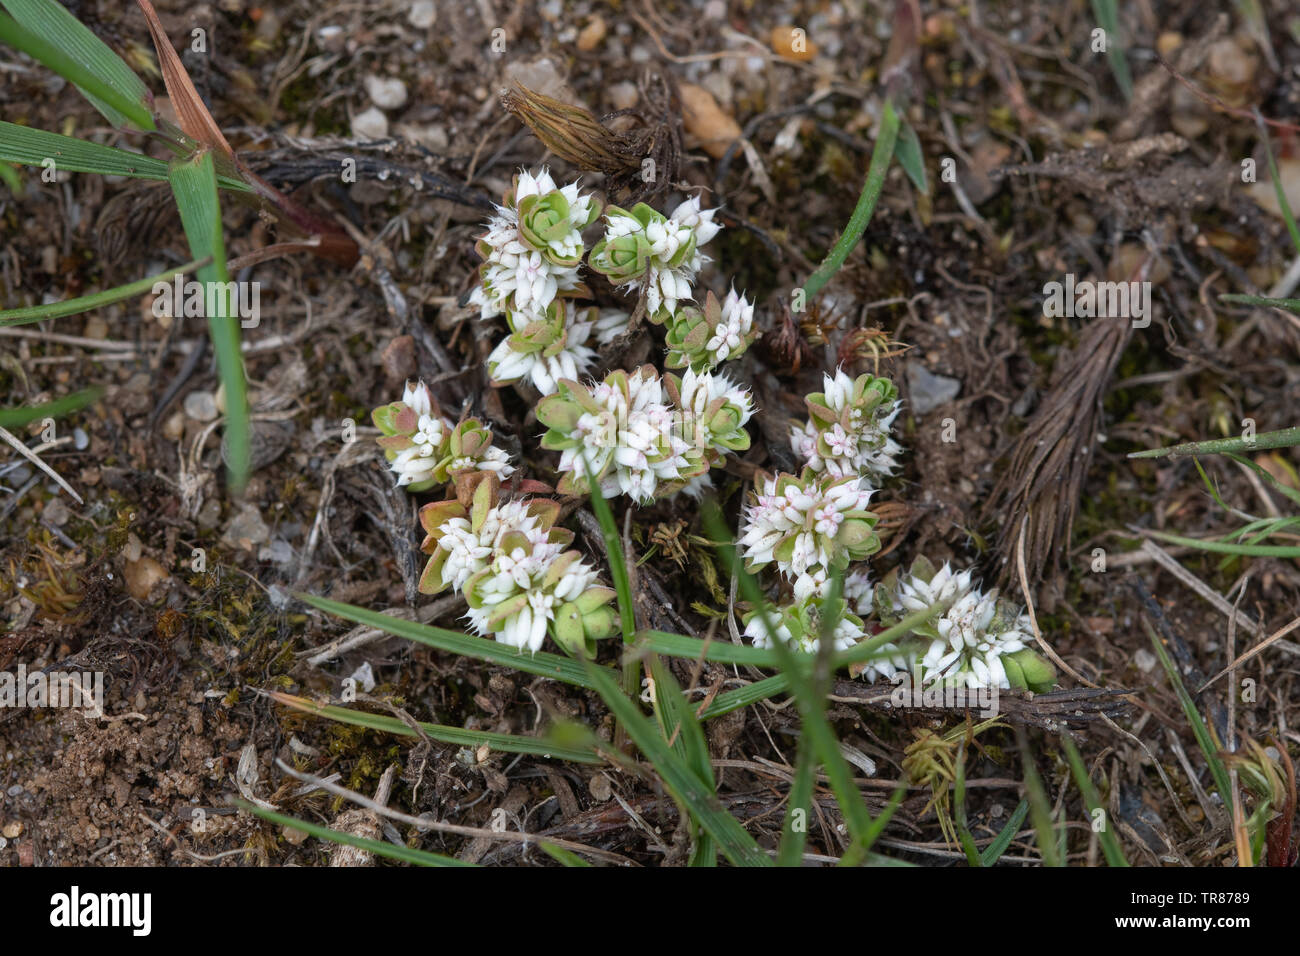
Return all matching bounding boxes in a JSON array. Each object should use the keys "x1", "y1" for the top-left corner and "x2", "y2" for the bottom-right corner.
[
  {"x1": 583, "y1": 658, "x2": 772, "y2": 867},
  {"x1": 1061, "y1": 735, "x2": 1129, "y2": 866},
  {"x1": 0, "y1": 2, "x2": 153, "y2": 130},
  {"x1": 237, "y1": 801, "x2": 473, "y2": 867},
  {"x1": 803, "y1": 99, "x2": 900, "y2": 301},
  {"x1": 776, "y1": 737, "x2": 816, "y2": 866},
  {"x1": 0, "y1": 121, "x2": 249, "y2": 188},
  {"x1": 0, "y1": 386, "x2": 102, "y2": 428},
  {"x1": 1145, "y1": 620, "x2": 1233, "y2": 804},
  {"x1": 979, "y1": 799, "x2": 1029, "y2": 866},
  {"x1": 699, "y1": 673, "x2": 790, "y2": 719},
  {"x1": 0, "y1": 121, "x2": 168, "y2": 177},
  {"x1": 587, "y1": 486, "x2": 634, "y2": 643},
  {"x1": 1, "y1": 258, "x2": 206, "y2": 327},
  {"x1": 648, "y1": 654, "x2": 718, "y2": 867},
  {"x1": 167, "y1": 148, "x2": 249, "y2": 491},
  {"x1": 538, "y1": 841, "x2": 591, "y2": 867},
  {"x1": 585, "y1": 484, "x2": 640, "y2": 712},
  {"x1": 1142, "y1": 529, "x2": 1300, "y2": 558},
  {"x1": 1220, "y1": 293, "x2": 1300, "y2": 314},
  {"x1": 297, "y1": 593, "x2": 610, "y2": 689},
  {"x1": 268, "y1": 691, "x2": 600, "y2": 764},
  {"x1": 1016, "y1": 727, "x2": 1062, "y2": 867},
  {"x1": 1089, "y1": 0, "x2": 1133, "y2": 100},
  {"x1": 894, "y1": 117, "x2": 928, "y2": 193},
  {"x1": 644, "y1": 604, "x2": 942, "y2": 672},
  {"x1": 1222, "y1": 452, "x2": 1300, "y2": 508},
  {"x1": 701, "y1": 503, "x2": 879, "y2": 862},
  {"x1": 954, "y1": 743, "x2": 983, "y2": 866},
  {"x1": 1257, "y1": 111, "x2": 1300, "y2": 255},
  {"x1": 1129, "y1": 426, "x2": 1300, "y2": 459},
  {"x1": 644, "y1": 630, "x2": 777, "y2": 666}
]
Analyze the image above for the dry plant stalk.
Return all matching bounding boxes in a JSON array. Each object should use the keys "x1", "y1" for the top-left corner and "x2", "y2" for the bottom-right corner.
[
  {"x1": 501, "y1": 77, "x2": 681, "y2": 200},
  {"x1": 983, "y1": 313, "x2": 1132, "y2": 585}
]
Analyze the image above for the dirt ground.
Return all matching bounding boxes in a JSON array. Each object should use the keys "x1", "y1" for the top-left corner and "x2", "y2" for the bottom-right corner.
[{"x1": 2, "y1": 0, "x2": 1299, "y2": 866}]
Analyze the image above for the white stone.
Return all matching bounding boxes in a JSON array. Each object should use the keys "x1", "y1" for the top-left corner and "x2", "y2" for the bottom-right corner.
[
  {"x1": 352, "y1": 106, "x2": 389, "y2": 139},
  {"x1": 183, "y1": 390, "x2": 219, "y2": 422},
  {"x1": 365, "y1": 75, "x2": 408, "y2": 110},
  {"x1": 408, "y1": 0, "x2": 436, "y2": 29}
]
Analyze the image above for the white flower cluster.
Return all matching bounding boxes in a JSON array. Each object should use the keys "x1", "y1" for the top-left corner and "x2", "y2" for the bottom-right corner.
[
  {"x1": 892, "y1": 563, "x2": 1034, "y2": 690},
  {"x1": 418, "y1": 488, "x2": 617, "y2": 654},
  {"x1": 486, "y1": 300, "x2": 630, "y2": 395},
  {"x1": 743, "y1": 601, "x2": 862, "y2": 656},
  {"x1": 842, "y1": 567, "x2": 912, "y2": 682},
  {"x1": 738, "y1": 470, "x2": 880, "y2": 601},
  {"x1": 469, "y1": 169, "x2": 629, "y2": 395},
  {"x1": 470, "y1": 169, "x2": 593, "y2": 319},
  {"x1": 790, "y1": 369, "x2": 903, "y2": 485},
  {"x1": 539, "y1": 368, "x2": 662, "y2": 502},
  {"x1": 372, "y1": 381, "x2": 514, "y2": 493},
  {"x1": 589, "y1": 197, "x2": 721, "y2": 319},
  {"x1": 469, "y1": 172, "x2": 753, "y2": 396}
]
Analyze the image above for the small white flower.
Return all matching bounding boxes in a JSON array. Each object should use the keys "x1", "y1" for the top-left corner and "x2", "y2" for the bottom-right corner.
[
  {"x1": 894, "y1": 562, "x2": 973, "y2": 614},
  {"x1": 672, "y1": 367, "x2": 753, "y2": 457},
  {"x1": 743, "y1": 596, "x2": 862, "y2": 656},
  {"x1": 391, "y1": 444, "x2": 438, "y2": 487},
  {"x1": 706, "y1": 287, "x2": 754, "y2": 364},
  {"x1": 467, "y1": 551, "x2": 602, "y2": 653},
  {"x1": 487, "y1": 301, "x2": 600, "y2": 395},
  {"x1": 430, "y1": 500, "x2": 559, "y2": 594},
  {"x1": 540, "y1": 367, "x2": 694, "y2": 503},
  {"x1": 470, "y1": 168, "x2": 597, "y2": 319},
  {"x1": 589, "y1": 197, "x2": 723, "y2": 321},
  {"x1": 892, "y1": 563, "x2": 1031, "y2": 690},
  {"x1": 793, "y1": 369, "x2": 903, "y2": 484},
  {"x1": 738, "y1": 470, "x2": 879, "y2": 597},
  {"x1": 843, "y1": 567, "x2": 874, "y2": 616}
]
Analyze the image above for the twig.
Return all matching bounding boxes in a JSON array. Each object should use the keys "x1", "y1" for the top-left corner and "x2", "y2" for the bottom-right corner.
[
  {"x1": 1199, "y1": 612, "x2": 1300, "y2": 692},
  {"x1": 1016, "y1": 516, "x2": 1095, "y2": 687},
  {"x1": 1136, "y1": 537, "x2": 1261, "y2": 637},
  {"x1": 0, "y1": 424, "x2": 83, "y2": 504},
  {"x1": 272, "y1": 758, "x2": 634, "y2": 866}
]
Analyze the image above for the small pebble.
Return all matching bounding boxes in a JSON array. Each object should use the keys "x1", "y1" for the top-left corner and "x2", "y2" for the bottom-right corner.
[
  {"x1": 365, "y1": 75, "x2": 408, "y2": 110},
  {"x1": 352, "y1": 106, "x2": 389, "y2": 139},
  {"x1": 196, "y1": 498, "x2": 222, "y2": 530},
  {"x1": 576, "y1": 15, "x2": 606, "y2": 52},
  {"x1": 183, "y1": 390, "x2": 219, "y2": 423},
  {"x1": 905, "y1": 361, "x2": 962, "y2": 416},
  {"x1": 42, "y1": 498, "x2": 70, "y2": 527},
  {"x1": 678, "y1": 83, "x2": 740, "y2": 160},
  {"x1": 770, "y1": 25, "x2": 818, "y2": 62},
  {"x1": 162, "y1": 410, "x2": 185, "y2": 442},
  {"x1": 124, "y1": 555, "x2": 169, "y2": 601},
  {"x1": 606, "y1": 82, "x2": 639, "y2": 112},
  {"x1": 407, "y1": 0, "x2": 435, "y2": 29},
  {"x1": 221, "y1": 503, "x2": 270, "y2": 551},
  {"x1": 317, "y1": 24, "x2": 345, "y2": 52},
  {"x1": 72, "y1": 428, "x2": 88, "y2": 451}
]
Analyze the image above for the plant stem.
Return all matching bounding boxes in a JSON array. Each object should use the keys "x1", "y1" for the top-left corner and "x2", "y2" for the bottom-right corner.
[
  {"x1": 1129, "y1": 426, "x2": 1300, "y2": 459},
  {"x1": 802, "y1": 99, "x2": 901, "y2": 303}
]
